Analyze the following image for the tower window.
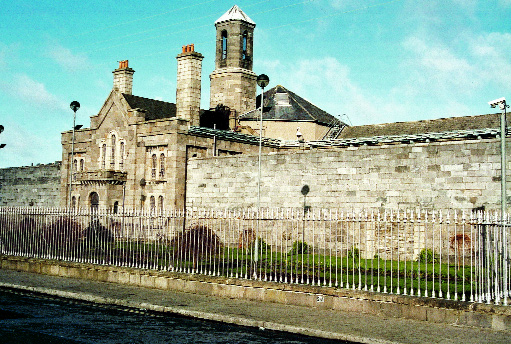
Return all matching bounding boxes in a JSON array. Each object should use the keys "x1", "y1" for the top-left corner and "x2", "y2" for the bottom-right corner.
[
  {"x1": 102, "y1": 144, "x2": 106, "y2": 169},
  {"x1": 221, "y1": 30, "x2": 228, "y2": 60},
  {"x1": 242, "y1": 31, "x2": 248, "y2": 60},
  {"x1": 110, "y1": 134, "x2": 116, "y2": 169},
  {"x1": 119, "y1": 142, "x2": 125, "y2": 170},
  {"x1": 159, "y1": 153, "x2": 165, "y2": 178},
  {"x1": 151, "y1": 154, "x2": 157, "y2": 178}
]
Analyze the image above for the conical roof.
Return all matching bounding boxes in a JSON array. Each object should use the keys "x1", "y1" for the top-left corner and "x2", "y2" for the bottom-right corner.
[{"x1": 215, "y1": 5, "x2": 255, "y2": 25}]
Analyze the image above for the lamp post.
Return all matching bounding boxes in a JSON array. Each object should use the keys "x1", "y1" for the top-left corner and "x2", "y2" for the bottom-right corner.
[
  {"x1": 488, "y1": 97, "x2": 509, "y2": 305},
  {"x1": 0, "y1": 125, "x2": 5, "y2": 149},
  {"x1": 68, "y1": 101, "x2": 80, "y2": 209},
  {"x1": 254, "y1": 74, "x2": 269, "y2": 273}
]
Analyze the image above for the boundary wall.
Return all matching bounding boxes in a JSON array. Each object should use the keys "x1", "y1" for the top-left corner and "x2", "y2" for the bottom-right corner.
[
  {"x1": 1, "y1": 255, "x2": 510, "y2": 331},
  {"x1": 0, "y1": 162, "x2": 61, "y2": 207},
  {"x1": 186, "y1": 138, "x2": 508, "y2": 211}
]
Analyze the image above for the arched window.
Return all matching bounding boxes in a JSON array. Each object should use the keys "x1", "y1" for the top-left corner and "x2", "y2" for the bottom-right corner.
[
  {"x1": 113, "y1": 201, "x2": 119, "y2": 214},
  {"x1": 102, "y1": 144, "x2": 107, "y2": 169},
  {"x1": 150, "y1": 196, "x2": 156, "y2": 212},
  {"x1": 242, "y1": 31, "x2": 248, "y2": 60},
  {"x1": 221, "y1": 30, "x2": 228, "y2": 60},
  {"x1": 110, "y1": 134, "x2": 116, "y2": 169},
  {"x1": 79, "y1": 159, "x2": 84, "y2": 172},
  {"x1": 73, "y1": 159, "x2": 78, "y2": 180},
  {"x1": 90, "y1": 192, "x2": 99, "y2": 212},
  {"x1": 158, "y1": 195, "x2": 164, "y2": 213},
  {"x1": 72, "y1": 196, "x2": 76, "y2": 209},
  {"x1": 151, "y1": 154, "x2": 157, "y2": 178},
  {"x1": 119, "y1": 142, "x2": 125, "y2": 170},
  {"x1": 159, "y1": 153, "x2": 165, "y2": 178}
]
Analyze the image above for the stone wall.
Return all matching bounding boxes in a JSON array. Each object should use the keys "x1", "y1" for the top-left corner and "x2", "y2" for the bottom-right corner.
[
  {"x1": 186, "y1": 137, "x2": 508, "y2": 211},
  {"x1": 0, "y1": 162, "x2": 61, "y2": 207}
]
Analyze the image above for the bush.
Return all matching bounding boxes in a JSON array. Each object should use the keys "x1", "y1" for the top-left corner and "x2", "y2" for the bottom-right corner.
[
  {"x1": 289, "y1": 241, "x2": 309, "y2": 255},
  {"x1": 84, "y1": 219, "x2": 114, "y2": 246},
  {"x1": 347, "y1": 246, "x2": 360, "y2": 260},
  {"x1": 417, "y1": 248, "x2": 438, "y2": 263},
  {"x1": 250, "y1": 237, "x2": 269, "y2": 255},
  {"x1": 171, "y1": 225, "x2": 223, "y2": 266},
  {"x1": 45, "y1": 217, "x2": 83, "y2": 254}
]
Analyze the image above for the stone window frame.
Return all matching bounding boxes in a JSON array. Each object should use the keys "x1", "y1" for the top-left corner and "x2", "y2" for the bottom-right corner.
[
  {"x1": 221, "y1": 30, "x2": 228, "y2": 60},
  {"x1": 98, "y1": 131, "x2": 126, "y2": 171},
  {"x1": 159, "y1": 153, "x2": 165, "y2": 178}
]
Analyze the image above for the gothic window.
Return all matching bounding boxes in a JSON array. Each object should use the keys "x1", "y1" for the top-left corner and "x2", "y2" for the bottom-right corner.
[
  {"x1": 102, "y1": 144, "x2": 107, "y2": 169},
  {"x1": 221, "y1": 30, "x2": 228, "y2": 60},
  {"x1": 150, "y1": 196, "x2": 156, "y2": 212},
  {"x1": 73, "y1": 159, "x2": 78, "y2": 180},
  {"x1": 151, "y1": 154, "x2": 157, "y2": 178},
  {"x1": 119, "y1": 142, "x2": 125, "y2": 170},
  {"x1": 113, "y1": 201, "x2": 119, "y2": 214},
  {"x1": 158, "y1": 195, "x2": 164, "y2": 213},
  {"x1": 159, "y1": 153, "x2": 165, "y2": 178},
  {"x1": 110, "y1": 134, "x2": 116, "y2": 169},
  {"x1": 242, "y1": 31, "x2": 248, "y2": 60}
]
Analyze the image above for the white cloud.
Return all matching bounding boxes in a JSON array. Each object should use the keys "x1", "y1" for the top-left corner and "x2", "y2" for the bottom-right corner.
[
  {"x1": 46, "y1": 44, "x2": 90, "y2": 72},
  {"x1": 7, "y1": 74, "x2": 67, "y2": 111}
]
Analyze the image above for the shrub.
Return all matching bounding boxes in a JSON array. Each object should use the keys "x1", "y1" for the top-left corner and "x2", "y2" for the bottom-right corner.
[
  {"x1": 171, "y1": 225, "x2": 223, "y2": 266},
  {"x1": 347, "y1": 246, "x2": 360, "y2": 260},
  {"x1": 84, "y1": 219, "x2": 114, "y2": 246},
  {"x1": 45, "y1": 217, "x2": 83, "y2": 254},
  {"x1": 289, "y1": 241, "x2": 309, "y2": 255},
  {"x1": 417, "y1": 248, "x2": 438, "y2": 263}
]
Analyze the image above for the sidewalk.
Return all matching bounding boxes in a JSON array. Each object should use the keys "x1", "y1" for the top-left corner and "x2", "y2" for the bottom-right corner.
[{"x1": 0, "y1": 268, "x2": 509, "y2": 344}]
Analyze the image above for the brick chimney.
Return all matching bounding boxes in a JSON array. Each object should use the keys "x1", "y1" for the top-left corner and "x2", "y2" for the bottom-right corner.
[
  {"x1": 176, "y1": 45, "x2": 203, "y2": 126},
  {"x1": 113, "y1": 60, "x2": 135, "y2": 95}
]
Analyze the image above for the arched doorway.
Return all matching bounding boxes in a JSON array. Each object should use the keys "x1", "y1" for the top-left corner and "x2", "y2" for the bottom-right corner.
[{"x1": 90, "y1": 192, "x2": 99, "y2": 211}]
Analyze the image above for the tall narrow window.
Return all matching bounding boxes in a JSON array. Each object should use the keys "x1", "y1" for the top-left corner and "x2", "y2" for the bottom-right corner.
[
  {"x1": 72, "y1": 196, "x2": 76, "y2": 209},
  {"x1": 113, "y1": 201, "x2": 119, "y2": 214},
  {"x1": 151, "y1": 154, "x2": 157, "y2": 178},
  {"x1": 221, "y1": 30, "x2": 228, "y2": 60},
  {"x1": 150, "y1": 196, "x2": 156, "y2": 212},
  {"x1": 119, "y1": 142, "x2": 125, "y2": 170},
  {"x1": 242, "y1": 31, "x2": 248, "y2": 60},
  {"x1": 73, "y1": 159, "x2": 78, "y2": 180},
  {"x1": 110, "y1": 134, "x2": 116, "y2": 169},
  {"x1": 79, "y1": 159, "x2": 84, "y2": 172},
  {"x1": 102, "y1": 144, "x2": 106, "y2": 169},
  {"x1": 158, "y1": 195, "x2": 164, "y2": 213},
  {"x1": 159, "y1": 153, "x2": 165, "y2": 178}
]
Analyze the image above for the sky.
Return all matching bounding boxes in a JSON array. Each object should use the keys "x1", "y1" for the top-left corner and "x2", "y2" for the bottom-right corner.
[{"x1": 1, "y1": 0, "x2": 510, "y2": 168}]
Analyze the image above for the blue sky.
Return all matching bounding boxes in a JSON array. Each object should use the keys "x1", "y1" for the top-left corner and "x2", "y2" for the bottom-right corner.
[{"x1": 1, "y1": 0, "x2": 510, "y2": 168}]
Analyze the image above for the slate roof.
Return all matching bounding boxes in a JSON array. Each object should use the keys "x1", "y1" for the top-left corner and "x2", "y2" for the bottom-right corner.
[
  {"x1": 241, "y1": 85, "x2": 344, "y2": 126},
  {"x1": 122, "y1": 94, "x2": 177, "y2": 121},
  {"x1": 215, "y1": 5, "x2": 255, "y2": 25},
  {"x1": 339, "y1": 113, "x2": 501, "y2": 139}
]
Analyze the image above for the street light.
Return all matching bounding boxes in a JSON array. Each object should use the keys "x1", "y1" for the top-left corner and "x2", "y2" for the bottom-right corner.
[
  {"x1": 254, "y1": 74, "x2": 269, "y2": 275},
  {"x1": 488, "y1": 96, "x2": 509, "y2": 305},
  {"x1": 0, "y1": 125, "x2": 5, "y2": 149},
  {"x1": 68, "y1": 101, "x2": 80, "y2": 209}
]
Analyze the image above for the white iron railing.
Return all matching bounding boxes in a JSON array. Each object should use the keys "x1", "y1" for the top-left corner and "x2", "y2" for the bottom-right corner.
[{"x1": 0, "y1": 207, "x2": 509, "y2": 305}]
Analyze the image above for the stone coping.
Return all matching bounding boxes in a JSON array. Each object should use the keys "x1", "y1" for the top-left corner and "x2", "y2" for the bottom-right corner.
[{"x1": 1, "y1": 255, "x2": 510, "y2": 331}]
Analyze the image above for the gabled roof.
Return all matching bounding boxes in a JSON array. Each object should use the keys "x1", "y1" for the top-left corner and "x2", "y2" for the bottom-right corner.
[
  {"x1": 215, "y1": 5, "x2": 255, "y2": 25},
  {"x1": 122, "y1": 94, "x2": 177, "y2": 121},
  {"x1": 339, "y1": 113, "x2": 501, "y2": 139},
  {"x1": 241, "y1": 85, "x2": 344, "y2": 126}
]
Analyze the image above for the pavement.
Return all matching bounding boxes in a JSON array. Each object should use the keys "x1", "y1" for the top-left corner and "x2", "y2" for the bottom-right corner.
[{"x1": 0, "y1": 268, "x2": 509, "y2": 344}]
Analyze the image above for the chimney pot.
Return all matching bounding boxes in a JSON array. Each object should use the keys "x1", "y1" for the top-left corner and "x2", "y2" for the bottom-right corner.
[{"x1": 182, "y1": 45, "x2": 186, "y2": 53}]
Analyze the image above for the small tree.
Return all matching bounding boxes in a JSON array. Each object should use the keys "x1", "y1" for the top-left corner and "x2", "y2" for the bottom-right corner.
[
  {"x1": 171, "y1": 225, "x2": 223, "y2": 268},
  {"x1": 289, "y1": 241, "x2": 309, "y2": 255}
]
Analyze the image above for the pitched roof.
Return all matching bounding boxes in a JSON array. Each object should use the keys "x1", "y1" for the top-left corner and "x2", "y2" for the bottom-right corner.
[
  {"x1": 215, "y1": 5, "x2": 255, "y2": 25},
  {"x1": 339, "y1": 113, "x2": 501, "y2": 138},
  {"x1": 241, "y1": 85, "x2": 344, "y2": 126},
  {"x1": 122, "y1": 94, "x2": 177, "y2": 121}
]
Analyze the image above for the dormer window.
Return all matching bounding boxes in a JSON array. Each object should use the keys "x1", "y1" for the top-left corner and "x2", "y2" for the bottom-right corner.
[
  {"x1": 221, "y1": 30, "x2": 228, "y2": 60},
  {"x1": 275, "y1": 92, "x2": 291, "y2": 107}
]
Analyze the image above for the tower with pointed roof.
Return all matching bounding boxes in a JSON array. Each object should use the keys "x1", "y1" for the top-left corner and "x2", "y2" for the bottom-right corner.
[{"x1": 209, "y1": 5, "x2": 257, "y2": 119}]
